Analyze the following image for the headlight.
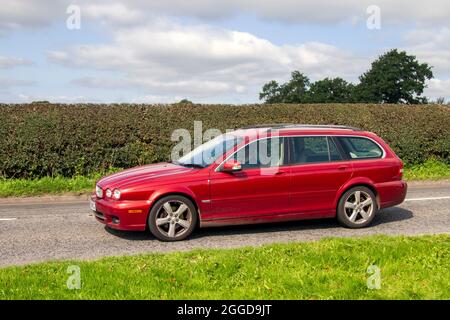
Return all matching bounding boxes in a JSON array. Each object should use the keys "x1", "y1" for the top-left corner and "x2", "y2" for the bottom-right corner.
[
  {"x1": 105, "y1": 189, "x2": 112, "y2": 198},
  {"x1": 113, "y1": 189, "x2": 121, "y2": 200},
  {"x1": 95, "y1": 185, "x2": 103, "y2": 198}
]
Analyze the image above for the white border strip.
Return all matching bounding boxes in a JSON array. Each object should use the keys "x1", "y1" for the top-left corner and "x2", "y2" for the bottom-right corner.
[{"x1": 405, "y1": 196, "x2": 450, "y2": 201}]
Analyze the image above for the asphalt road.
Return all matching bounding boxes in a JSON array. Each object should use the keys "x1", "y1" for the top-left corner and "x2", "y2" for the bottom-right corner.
[{"x1": 0, "y1": 182, "x2": 449, "y2": 268}]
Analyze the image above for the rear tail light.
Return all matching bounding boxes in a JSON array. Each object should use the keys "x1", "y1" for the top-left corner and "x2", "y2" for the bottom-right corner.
[{"x1": 399, "y1": 162, "x2": 404, "y2": 178}]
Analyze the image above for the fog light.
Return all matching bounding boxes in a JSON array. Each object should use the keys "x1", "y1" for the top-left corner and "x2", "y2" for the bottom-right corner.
[{"x1": 112, "y1": 217, "x2": 120, "y2": 224}]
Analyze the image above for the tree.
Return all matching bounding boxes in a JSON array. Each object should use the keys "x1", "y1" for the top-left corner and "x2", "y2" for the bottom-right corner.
[
  {"x1": 280, "y1": 71, "x2": 310, "y2": 103},
  {"x1": 177, "y1": 99, "x2": 193, "y2": 104},
  {"x1": 356, "y1": 49, "x2": 433, "y2": 104},
  {"x1": 307, "y1": 78, "x2": 355, "y2": 103},
  {"x1": 259, "y1": 71, "x2": 310, "y2": 103},
  {"x1": 31, "y1": 100, "x2": 50, "y2": 104},
  {"x1": 259, "y1": 80, "x2": 282, "y2": 103},
  {"x1": 258, "y1": 49, "x2": 433, "y2": 104}
]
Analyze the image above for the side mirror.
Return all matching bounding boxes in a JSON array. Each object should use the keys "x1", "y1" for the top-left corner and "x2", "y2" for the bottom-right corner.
[{"x1": 221, "y1": 160, "x2": 242, "y2": 173}]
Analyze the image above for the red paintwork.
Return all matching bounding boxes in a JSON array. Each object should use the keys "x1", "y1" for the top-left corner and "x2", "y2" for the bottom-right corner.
[{"x1": 92, "y1": 128, "x2": 407, "y2": 231}]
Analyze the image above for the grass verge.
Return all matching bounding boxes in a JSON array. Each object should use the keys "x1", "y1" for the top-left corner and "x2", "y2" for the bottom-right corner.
[
  {"x1": 0, "y1": 160, "x2": 449, "y2": 198},
  {"x1": 0, "y1": 235, "x2": 449, "y2": 299},
  {"x1": 404, "y1": 159, "x2": 450, "y2": 180},
  {"x1": 0, "y1": 175, "x2": 97, "y2": 197}
]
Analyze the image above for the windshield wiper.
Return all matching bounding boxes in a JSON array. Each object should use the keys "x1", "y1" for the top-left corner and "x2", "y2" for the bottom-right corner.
[{"x1": 172, "y1": 161, "x2": 205, "y2": 169}]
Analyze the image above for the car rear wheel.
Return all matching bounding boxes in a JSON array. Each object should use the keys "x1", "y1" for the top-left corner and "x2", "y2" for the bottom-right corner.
[
  {"x1": 337, "y1": 186, "x2": 377, "y2": 228},
  {"x1": 148, "y1": 195, "x2": 198, "y2": 241}
]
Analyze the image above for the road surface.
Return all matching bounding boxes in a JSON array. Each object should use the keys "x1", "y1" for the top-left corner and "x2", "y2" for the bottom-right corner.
[{"x1": 0, "y1": 182, "x2": 449, "y2": 267}]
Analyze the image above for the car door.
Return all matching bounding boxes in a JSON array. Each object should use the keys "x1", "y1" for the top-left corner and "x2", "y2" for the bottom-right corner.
[
  {"x1": 207, "y1": 137, "x2": 291, "y2": 220},
  {"x1": 288, "y1": 136, "x2": 353, "y2": 216}
]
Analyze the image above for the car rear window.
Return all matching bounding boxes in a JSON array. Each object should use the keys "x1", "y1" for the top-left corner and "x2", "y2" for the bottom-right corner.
[{"x1": 336, "y1": 136, "x2": 383, "y2": 159}]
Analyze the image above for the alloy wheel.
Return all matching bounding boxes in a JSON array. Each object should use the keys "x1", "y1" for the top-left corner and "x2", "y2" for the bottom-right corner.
[
  {"x1": 155, "y1": 200, "x2": 192, "y2": 238},
  {"x1": 344, "y1": 190, "x2": 374, "y2": 224}
]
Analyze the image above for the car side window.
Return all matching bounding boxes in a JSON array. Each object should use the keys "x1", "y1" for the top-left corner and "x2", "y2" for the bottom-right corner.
[
  {"x1": 336, "y1": 136, "x2": 383, "y2": 159},
  {"x1": 289, "y1": 136, "x2": 331, "y2": 164},
  {"x1": 232, "y1": 138, "x2": 285, "y2": 169}
]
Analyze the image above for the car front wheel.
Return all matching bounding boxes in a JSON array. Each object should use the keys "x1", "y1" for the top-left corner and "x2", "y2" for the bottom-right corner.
[
  {"x1": 337, "y1": 186, "x2": 377, "y2": 228},
  {"x1": 148, "y1": 195, "x2": 198, "y2": 241}
]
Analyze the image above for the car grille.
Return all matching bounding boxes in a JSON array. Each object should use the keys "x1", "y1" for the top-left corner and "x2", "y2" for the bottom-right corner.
[{"x1": 95, "y1": 212, "x2": 105, "y2": 221}]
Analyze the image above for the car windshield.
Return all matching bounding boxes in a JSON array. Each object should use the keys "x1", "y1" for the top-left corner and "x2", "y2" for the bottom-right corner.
[{"x1": 175, "y1": 134, "x2": 242, "y2": 168}]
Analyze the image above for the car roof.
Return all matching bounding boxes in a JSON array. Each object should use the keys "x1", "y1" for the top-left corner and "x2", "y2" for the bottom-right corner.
[
  {"x1": 239, "y1": 124, "x2": 362, "y2": 131},
  {"x1": 229, "y1": 124, "x2": 369, "y2": 138}
]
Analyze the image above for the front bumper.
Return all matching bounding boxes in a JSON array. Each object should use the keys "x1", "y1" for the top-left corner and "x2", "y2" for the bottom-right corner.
[{"x1": 90, "y1": 195, "x2": 150, "y2": 231}]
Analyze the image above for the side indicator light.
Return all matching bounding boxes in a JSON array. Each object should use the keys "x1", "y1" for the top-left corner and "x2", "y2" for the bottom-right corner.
[{"x1": 128, "y1": 209, "x2": 143, "y2": 214}]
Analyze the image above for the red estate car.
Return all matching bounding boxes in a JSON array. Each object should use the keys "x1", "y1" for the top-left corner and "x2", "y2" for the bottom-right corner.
[{"x1": 90, "y1": 124, "x2": 407, "y2": 241}]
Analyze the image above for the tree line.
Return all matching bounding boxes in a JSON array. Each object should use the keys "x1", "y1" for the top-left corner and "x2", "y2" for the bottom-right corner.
[{"x1": 259, "y1": 49, "x2": 436, "y2": 104}]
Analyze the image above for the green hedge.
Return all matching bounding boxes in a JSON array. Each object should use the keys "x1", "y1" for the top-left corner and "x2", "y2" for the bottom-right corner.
[{"x1": 0, "y1": 103, "x2": 448, "y2": 178}]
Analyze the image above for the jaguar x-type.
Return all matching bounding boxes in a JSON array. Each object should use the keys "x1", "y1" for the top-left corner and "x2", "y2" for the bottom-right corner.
[{"x1": 90, "y1": 124, "x2": 407, "y2": 241}]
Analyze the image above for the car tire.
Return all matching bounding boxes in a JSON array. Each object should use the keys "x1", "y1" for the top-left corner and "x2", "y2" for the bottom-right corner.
[
  {"x1": 148, "y1": 195, "x2": 198, "y2": 241},
  {"x1": 337, "y1": 186, "x2": 377, "y2": 228}
]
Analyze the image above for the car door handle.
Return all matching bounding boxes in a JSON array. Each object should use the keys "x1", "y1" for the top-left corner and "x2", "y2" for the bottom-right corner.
[
  {"x1": 275, "y1": 170, "x2": 287, "y2": 175},
  {"x1": 338, "y1": 166, "x2": 349, "y2": 170}
]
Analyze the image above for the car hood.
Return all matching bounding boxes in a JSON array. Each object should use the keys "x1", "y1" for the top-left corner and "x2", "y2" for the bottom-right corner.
[{"x1": 97, "y1": 162, "x2": 197, "y2": 190}]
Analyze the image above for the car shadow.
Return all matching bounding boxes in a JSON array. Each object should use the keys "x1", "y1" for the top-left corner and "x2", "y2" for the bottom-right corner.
[
  {"x1": 104, "y1": 206, "x2": 413, "y2": 241},
  {"x1": 193, "y1": 207, "x2": 413, "y2": 239},
  {"x1": 104, "y1": 226, "x2": 151, "y2": 240},
  {"x1": 371, "y1": 207, "x2": 413, "y2": 226}
]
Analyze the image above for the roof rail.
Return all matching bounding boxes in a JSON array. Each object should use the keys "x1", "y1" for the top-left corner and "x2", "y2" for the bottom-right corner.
[
  {"x1": 239, "y1": 124, "x2": 362, "y2": 131},
  {"x1": 239, "y1": 123, "x2": 294, "y2": 129}
]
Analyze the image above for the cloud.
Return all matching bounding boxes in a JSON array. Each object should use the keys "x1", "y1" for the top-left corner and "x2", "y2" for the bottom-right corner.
[
  {"x1": 3, "y1": 1, "x2": 449, "y2": 103},
  {"x1": 257, "y1": 0, "x2": 450, "y2": 25},
  {"x1": 424, "y1": 79, "x2": 450, "y2": 101},
  {"x1": 131, "y1": 94, "x2": 184, "y2": 104},
  {"x1": 0, "y1": 56, "x2": 33, "y2": 69},
  {"x1": 49, "y1": 20, "x2": 367, "y2": 100},
  {"x1": 12, "y1": 93, "x2": 90, "y2": 103},
  {"x1": 0, "y1": 0, "x2": 147, "y2": 33},
  {"x1": 2, "y1": 0, "x2": 450, "y2": 35},
  {"x1": 0, "y1": 78, "x2": 36, "y2": 88},
  {"x1": 84, "y1": 0, "x2": 450, "y2": 25},
  {"x1": 71, "y1": 76, "x2": 235, "y2": 96},
  {"x1": 403, "y1": 27, "x2": 450, "y2": 77},
  {"x1": 82, "y1": 2, "x2": 145, "y2": 25},
  {"x1": 0, "y1": 0, "x2": 68, "y2": 34},
  {"x1": 403, "y1": 26, "x2": 450, "y2": 100}
]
